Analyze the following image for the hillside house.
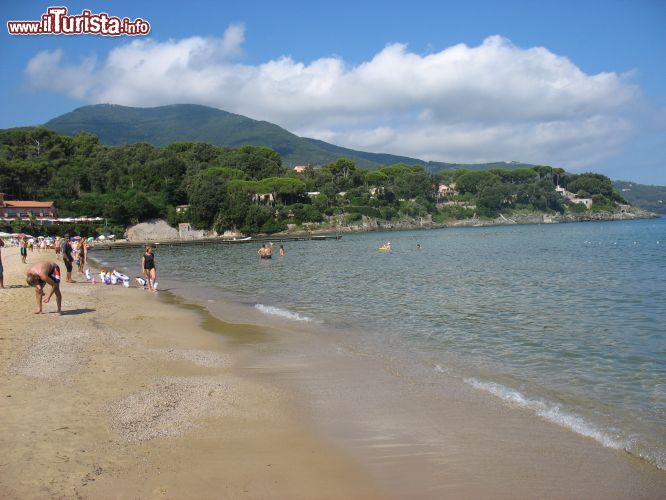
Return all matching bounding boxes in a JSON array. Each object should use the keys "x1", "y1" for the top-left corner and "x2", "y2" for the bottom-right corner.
[
  {"x1": 438, "y1": 183, "x2": 453, "y2": 195},
  {"x1": 369, "y1": 186, "x2": 385, "y2": 198},
  {"x1": 570, "y1": 197, "x2": 593, "y2": 209},
  {"x1": 436, "y1": 183, "x2": 457, "y2": 201},
  {"x1": 252, "y1": 193, "x2": 276, "y2": 205},
  {"x1": 555, "y1": 186, "x2": 592, "y2": 208}
]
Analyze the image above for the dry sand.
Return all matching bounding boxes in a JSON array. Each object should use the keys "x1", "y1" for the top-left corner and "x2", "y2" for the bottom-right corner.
[
  {"x1": 1, "y1": 247, "x2": 665, "y2": 499},
  {"x1": 0, "y1": 249, "x2": 380, "y2": 499}
]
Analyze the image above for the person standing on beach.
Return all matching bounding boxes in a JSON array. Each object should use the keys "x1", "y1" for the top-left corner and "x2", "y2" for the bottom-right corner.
[
  {"x1": 78, "y1": 238, "x2": 87, "y2": 274},
  {"x1": 26, "y1": 261, "x2": 62, "y2": 314},
  {"x1": 141, "y1": 246, "x2": 157, "y2": 291},
  {"x1": 60, "y1": 235, "x2": 75, "y2": 283},
  {"x1": 71, "y1": 238, "x2": 79, "y2": 267},
  {"x1": 0, "y1": 238, "x2": 5, "y2": 288},
  {"x1": 19, "y1": 236, "x2": 27, "y2": 264}
]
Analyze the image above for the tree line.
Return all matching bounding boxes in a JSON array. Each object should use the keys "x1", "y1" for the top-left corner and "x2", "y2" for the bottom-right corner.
[{"x1": 0, "y1": 127, "x2": 627, "y2": 235}]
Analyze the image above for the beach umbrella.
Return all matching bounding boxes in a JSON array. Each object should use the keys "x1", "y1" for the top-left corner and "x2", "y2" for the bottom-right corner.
[
  {"x1": 73, "y1": 236, "x2": 82, "y2": 240},
  {"x1": 98, "y1": 235, "x2": 106, "y2": 240},
  {"x1": 87, "y1": 236, "x2": 94, "y2": 242}
]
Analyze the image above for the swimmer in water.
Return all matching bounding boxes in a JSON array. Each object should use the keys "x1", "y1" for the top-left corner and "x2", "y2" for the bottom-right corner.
[{"x1": 258, "y1": 244, "x2": 272, "y2": 259}]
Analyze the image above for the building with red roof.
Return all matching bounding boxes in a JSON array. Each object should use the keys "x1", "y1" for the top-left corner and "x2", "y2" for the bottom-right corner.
[{"x1": 0, "y1": 193, "x2": 57, "y2": 219}]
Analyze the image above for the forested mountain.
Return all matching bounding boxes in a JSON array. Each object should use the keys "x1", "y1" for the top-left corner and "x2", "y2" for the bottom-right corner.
[
  {"x1": 45, "y1": 104, "x2": 538, "y2": 172},
  {"x1": 613, "y1": 181, "x2": 666, "y2": 214},
  {"x1": 45, "y1": 104, "x2": 417, "y2": 169}
]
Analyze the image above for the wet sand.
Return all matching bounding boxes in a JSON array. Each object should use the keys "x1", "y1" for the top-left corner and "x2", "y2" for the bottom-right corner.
[
  {"x1": 204, "y1": 298, "x2": 666, "y2": 500},
  {"x1": 1, "y1": 248, "x2": 665, "y2": 499}
]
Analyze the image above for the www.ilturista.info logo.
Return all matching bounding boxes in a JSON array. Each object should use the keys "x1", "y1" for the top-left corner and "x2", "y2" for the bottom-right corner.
[{"x1": 7, "y1": 6, "x2": 151, "y2": 36}]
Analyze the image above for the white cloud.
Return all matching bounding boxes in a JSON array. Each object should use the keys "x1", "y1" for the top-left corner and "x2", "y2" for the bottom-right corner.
[{"x1": 25, "y1": 26, "x2": 640, "y2": 168}]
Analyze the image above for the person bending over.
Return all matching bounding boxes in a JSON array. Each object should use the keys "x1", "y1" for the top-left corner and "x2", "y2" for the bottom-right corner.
[{"x1": 26, "y1": 261, "x2": 62, "y2": 314}]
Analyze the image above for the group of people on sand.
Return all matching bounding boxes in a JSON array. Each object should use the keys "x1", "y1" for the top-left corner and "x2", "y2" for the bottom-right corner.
[
  {"x1": 16, "y1": 233, "x2": 88, "y2": 274},
  {"x1": 57, "y1": 234, "x2": 86, "y2": 283},
  {"x1": 0, "y1": 232, "x2": 160, "y2": 315},
  {"x1": 4, "y1": 235, "x2": 292, "y2": 315}
]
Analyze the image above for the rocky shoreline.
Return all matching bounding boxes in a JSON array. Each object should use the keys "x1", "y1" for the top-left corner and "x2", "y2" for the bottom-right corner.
[
  {"x1": 119, "y1": 206, "x2": 659, "y2": 243},
  {"x1": 274, "y1": 205, "x2": 660, "y2": 237}
]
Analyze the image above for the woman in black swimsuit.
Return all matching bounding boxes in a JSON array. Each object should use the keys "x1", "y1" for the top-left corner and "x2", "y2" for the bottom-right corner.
[{"x1": 141, "y1": 245, "x2": 157, "y2": 291}]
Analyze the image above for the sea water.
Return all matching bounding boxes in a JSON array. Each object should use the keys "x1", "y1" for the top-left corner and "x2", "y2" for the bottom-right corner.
[{"x1": 95, "y1": 218, "x2": 666, "y2": 470}]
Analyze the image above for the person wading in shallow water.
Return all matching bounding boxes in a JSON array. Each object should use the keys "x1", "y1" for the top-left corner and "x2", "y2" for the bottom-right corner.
[
  {"x1": 141, "y1": 245, "x2": 157, "y2": 291},
  {"x1": 258, "y1": 244, "x2": 272, "y2": 259},
  {"x1": 26, "y1": 261, "x2": 62, "y2": 314}
]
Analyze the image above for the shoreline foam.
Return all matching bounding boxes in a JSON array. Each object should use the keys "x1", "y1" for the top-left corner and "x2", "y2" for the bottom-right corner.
[{"x1": 140, "y1": 271, "x2": 666, "y2": 498}]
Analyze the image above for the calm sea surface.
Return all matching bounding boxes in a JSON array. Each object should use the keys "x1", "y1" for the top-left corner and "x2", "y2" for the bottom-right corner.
[{"x1": 95, "y1": 218, "x2": 666, "y2": 469}]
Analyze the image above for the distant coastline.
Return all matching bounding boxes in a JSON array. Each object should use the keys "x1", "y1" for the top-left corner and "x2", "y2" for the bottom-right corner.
[
  {"x1": 87, "y1": 206, "x2": 660, "y2": 246},
  {"x1": 273, "y1": 206, "x2": 660, "y2": 237}
]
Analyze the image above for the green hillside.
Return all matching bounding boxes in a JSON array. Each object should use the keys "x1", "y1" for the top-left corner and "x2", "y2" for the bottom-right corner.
[
  {"x1": 44, "y1": 104, "x2": 540, "y2": 172},
  {"x1": 45, "y1": 104, "x2": 414, "y2": 169},
  {"x1": 613, "y1": 180, "x2": 666, "y2": 214}
]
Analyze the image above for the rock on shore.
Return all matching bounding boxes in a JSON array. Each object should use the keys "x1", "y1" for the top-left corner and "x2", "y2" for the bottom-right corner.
[{"x1": 125, "y1": 219, "x2": 179, "y2": 241}]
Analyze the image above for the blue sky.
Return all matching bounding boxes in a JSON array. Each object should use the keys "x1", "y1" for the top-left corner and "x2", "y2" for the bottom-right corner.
[{"x1": 2, "y1": 0, "x2": 665, "y2": 184}]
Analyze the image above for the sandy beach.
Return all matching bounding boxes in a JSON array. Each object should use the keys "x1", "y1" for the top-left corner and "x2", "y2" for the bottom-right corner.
[
  {"x1": 1, "y1": 247, "x2": 666, "y2": 499},
  {"x1": 0, "y1": 249, "x2": 380, "y2": 499}
]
